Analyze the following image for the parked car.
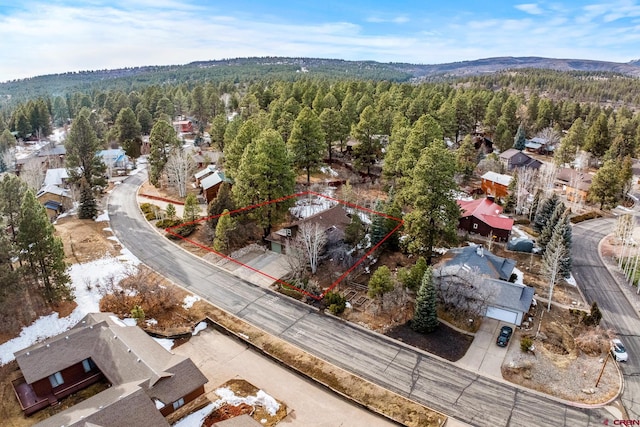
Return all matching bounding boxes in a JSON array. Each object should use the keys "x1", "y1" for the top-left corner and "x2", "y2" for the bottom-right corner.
[
  {"x1": 611, "y1": 338, "x2": 628, "y2": 362},
  {"x1": 496, "y1": 326, "x2": 513, "y2": 347}
]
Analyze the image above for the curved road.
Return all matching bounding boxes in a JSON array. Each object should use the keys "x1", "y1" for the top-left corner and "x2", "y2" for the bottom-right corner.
[
  {"x1": 573, "y1": 218, "x2": 640, "y2": 419},
  {"x1": 108, "y1": 171, "x2": 609, "y2": 426}
]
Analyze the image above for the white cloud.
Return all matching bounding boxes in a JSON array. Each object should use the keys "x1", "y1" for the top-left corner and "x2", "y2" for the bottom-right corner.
[
  {"x1": 515, "y1": 3, "x2": 544, "y2": 15},
  {"x1": 366, "y1": 15, "x2": 410, "y2": 24}
]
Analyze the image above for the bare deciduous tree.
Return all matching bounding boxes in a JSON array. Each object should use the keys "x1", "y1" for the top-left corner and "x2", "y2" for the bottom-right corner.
[
  {"x1": 536, "y1": 163, "x2": 557, "y2": 197},
  {"x1": 20, "y1": 158, "x2": 44, "y2": 191},
  {"x1": 298, "y1": 222, "x2": 327, "y2": 275},
  {"x1": 515, "y1": 167, "x2": 537, "y2": 215},
  {"x1": 164, "y1": 149, "x2": 195, "y2": 198}
]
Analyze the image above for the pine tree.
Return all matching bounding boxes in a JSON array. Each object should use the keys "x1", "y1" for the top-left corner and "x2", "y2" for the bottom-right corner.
[
  {"x1": 207, "y1": 182, "x2": 234, "y2": 230},
  {"x1": 183, "y1": 193, "x2": 200, "y2": 223},
  {"x1": 0, "y1": 174, "x2": 27, "y2": 241},
  {"x1": 165, "y1": 203, "x2": 176, "y2": 221},
  {"x1": 541, "y1": 226, "x2": 568, "y2": 311},
  {"x1": 529, "y1": 189, "x2": 542, "y2": 222},
  {"x1": 412, "y1": 267, "x2": 438, "y2": 333},
  {"x1": 538, "y1": 202, "x2": 566, "y2": 252},
  {"x1": 148, "y1": 120, "x2": 179, "y2": 187},
  {"x1": 288, "y1": 107, "x2": 326, "y2": 186},
  {"x1": 352, "y1": 105, "x2": 382, "y2": 178},
  {"x1": 555, "y1": 211, "x2": 573, "y2": 278},
  {"x1": 533, "y1": 193, "x2": 560, "y2": 233},
  {"x1": 78, "y1": 177, "x2": 98, "y2": 219},
  {"x1": 213, "y1": 209, "x2": 235, "y2": 254},
  {"x1": 513, "y1": 123, "x2": 526, "y2": 150},
  {"x1": 0, "y1": 219, "x2": 18, "y2": 302},
  {"x1": 65, "y1": 110, "x2": 106, "y2": 189},
  {"x1": 402, "y1": 141, "x2": 459, "y2": 264},
  {"x1": 456, "y1": 134, "x2": 477, "y2": 180},
  {"x1": 115, "y1": 107, "x2": 142, "y2": 167},
  {"x1": 370, "y1": 200, "x2": 387, "y2": 246},
  {"x1": 584, "y1": 113, "x2": 610, "y2": 161},
  {"x1": 17, "y1": 190, "x2": 72, "y2": 303},
  {"x1": 588, "y1": 159, "x2": 621, "y2": 209},
  {"x1": 367, "y1": 265, "x2": 394, "y2": 298}
]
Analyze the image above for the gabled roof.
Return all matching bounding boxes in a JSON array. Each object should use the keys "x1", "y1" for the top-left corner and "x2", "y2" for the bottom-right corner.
[
  {"x1": 478, "y1": 277, "x2": 535, "y2": 314},
  {"x1": 39, "y1": 146, "x2": 67, "y2": 157},
  {"x1": 480, "y1": 171, "x2": 512, "y2": 187},
  {"x1": 436, "y1": 244, "x2": 516, "y2": 281},
  {"x1": 200, "y1": 170, "x2": 228, "y2": 191},
  {"x1": 43, "y1": 200, "x2": 63, "y2": 211},
  {"x1": 556, "y1": 168, "x2": 593, "y2": 191},
  {"x1": 36, "y1": 184, "x2": 71, "y2": 199},
  {"x1": 43, "y1": 168, "x2": 69, "y2": 187},
  {"x1": 457, "y1": 198, "x2": 514, "y2": 231},
  {"x1": 15, "y1": 313, "x2": 207, "y2": 426},
  {"x1": 194, "y1": 164, "x2": 217, "y2": 180},
  {"x1": 498, "y1": 149, "x2": 542, "y2": 169}
]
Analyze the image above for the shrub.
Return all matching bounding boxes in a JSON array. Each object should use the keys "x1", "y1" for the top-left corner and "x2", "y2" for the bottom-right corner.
[
  {"x1": 570, "y1": 211, "x2": 601, "y2": 223},
  {"x1": 140, "y1": 203, "x2": 154, "y2": 214},
  {"x1": 520, "y1": 336, "x2": 533, "y2": 352},
  {"x1": 166, "y1": 223, "x2": 196, "y2": 240},
  {"x1": 156, "y1": 218, "x2": 182, "y2": 229},
  {"x1": 279, "y1": 284, "x2": 304, "y2": 300},
  {"x1": 324, "y1": 291, "x2": 347, "y2": 315},
  {"x1": 145, "y1": 211, "x2": 158, "y2": 221},
  {"x1": 513, "y1": 218, "x2": 531, "y2": 225}
]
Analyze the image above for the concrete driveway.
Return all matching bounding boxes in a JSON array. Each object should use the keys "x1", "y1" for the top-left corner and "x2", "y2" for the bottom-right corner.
[
  {"x1": 173, "y1": 326, "x2": 396, "y2": 427},
  {"x1": 455, "y1": 318, "x2": 510, "y2": 380}
]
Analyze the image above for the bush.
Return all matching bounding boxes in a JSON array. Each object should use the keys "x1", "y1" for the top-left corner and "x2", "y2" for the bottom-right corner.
[
  {"x1": 324, "y1": 291, "x2": 347, "y2": 315},
  {"x1": 156, "y1": 218, "x2": 182, "y2": 229},
  {"x1": 145, "y1": 211, "x2": 158, "y2": 221},
  {"x1": 166, "y1": 223, "x2": 196, "y2": 240},
  {"x1": 279, "y1": 284, "x2": 304, "y2": 300},
  {"x1": 520, "y1": 336, "x2": 533, "y2": 352},
  {"x1": 570, "y1": 211, "x2": 601, "y2": 223},
  {"x1": 140, "y1": 203, "x2": 154, "y2": 214}
]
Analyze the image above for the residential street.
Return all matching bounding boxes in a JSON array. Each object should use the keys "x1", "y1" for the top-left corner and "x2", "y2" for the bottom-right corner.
[
  {"x1": 108, "y1": 170, "x2": 611, "y2": 426},
  {"x1": 572, "y1": 217, "x2": 640, "y2": 420}
]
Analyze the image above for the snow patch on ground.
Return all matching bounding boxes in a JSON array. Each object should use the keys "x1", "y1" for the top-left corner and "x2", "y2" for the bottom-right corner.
[
  {"x1": 182, "y1": 295, "x2": 201, "y2": 309},
  {"x1": 172, "y1": 387, "x2": 280, "y2": 427},
  {"x1": 512, "y1": 267, "x2": 524, "y2": 285},
  {"x1": 565, "y1": 274, "x2": 577, "y2": 286},
  {"x1": 290, "y1": 194, "x2": 337, "y2": 219},
  {"x1": 95, "y1": 211, "x2": 109, "y2": 222},
  {"x1": 0, "y1": 253, "x2": 138, "y2": 365},
  {"x1": 153, "y1": 337, "x2": 174, "y2": 352},
  {"x1": 319, "y1": 166, "x2": 339, "y2": 177},
  {"x1": 192, "y1": 321, "x2": 207, "y2": 336}
]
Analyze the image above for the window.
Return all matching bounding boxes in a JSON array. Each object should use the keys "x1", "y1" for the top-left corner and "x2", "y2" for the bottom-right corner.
[
  {"x1": 473, "y1": 223, "x2": 478, "y2": 230},
  {"x1": 49, "y1": 372, "x2": 64, "y2": 388},
  {"x1": 82, "y1": 358, "x2": 96, "y2": 373},
  {"x1": 172, "y1": 397, "x2": 185, "y2": 411}
]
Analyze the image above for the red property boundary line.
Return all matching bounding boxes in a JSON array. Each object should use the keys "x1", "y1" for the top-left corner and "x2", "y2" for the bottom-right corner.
[{"x1": 166, "y1": 191, "x2": 403, "y2": 301}]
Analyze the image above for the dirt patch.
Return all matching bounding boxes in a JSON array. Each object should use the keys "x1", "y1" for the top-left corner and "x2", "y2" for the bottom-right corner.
[
  {"x1": 502, "y1": 303, "x2": 620, "y2": 404},
  {"x1": 55, "y1": 215, "x2": 119, "y2": 264}
]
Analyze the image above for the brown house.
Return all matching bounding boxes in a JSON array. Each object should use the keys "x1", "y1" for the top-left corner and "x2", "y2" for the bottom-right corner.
[
  {"x1": 173, "y1": 120, "x2": 194, "y2": 134},
  {"x1": 266, "y1": 205, "x2": 352, "y2": 254},
  {"x1": 457, "y1": 198, "x2": 514, "y2": 241},
  {"x1": 200, "y1": 169, "x2": 231, "y2": 203},
  {"x1": 556, "y1": 168, "x2": 593, "y2": 203},
  {"x1": 12, "y1": 312, "x2": 207, "y2": 426},
  {"x1": 36, "y1": 185, "x2": 72, "y2": 220},
  {"x1": 480, "y1": 171, "x2": 512, "y2": 199}
]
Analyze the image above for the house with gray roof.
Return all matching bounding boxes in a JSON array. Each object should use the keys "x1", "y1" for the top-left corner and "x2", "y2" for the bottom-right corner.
[
  {"x1": 12, "y1": 312, "x2": 207, "y2": 426},
  {"x1": 435, "y1": 244, "x2": 534, "y2": 325}
]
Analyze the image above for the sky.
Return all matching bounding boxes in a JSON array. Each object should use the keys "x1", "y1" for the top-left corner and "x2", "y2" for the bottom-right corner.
[{"x1": 1, "y1": 0, "x2": 640, "y2": 82}]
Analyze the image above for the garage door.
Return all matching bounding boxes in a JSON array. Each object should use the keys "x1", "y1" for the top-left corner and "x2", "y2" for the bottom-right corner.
[{"x1": 485, "y1": 306, "x2": 518, "y2": 324}]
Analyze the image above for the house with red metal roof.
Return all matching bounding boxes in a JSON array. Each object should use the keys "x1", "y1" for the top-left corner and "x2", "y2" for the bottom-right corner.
[{"x1": 457, "y1": 198, "x2": 514, "y2": 241}]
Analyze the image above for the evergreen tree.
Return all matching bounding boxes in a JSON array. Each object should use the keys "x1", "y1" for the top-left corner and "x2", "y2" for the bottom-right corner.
[
  {"x1": 398, "y1": 257, "x2": 428, "y2": 292},
  {"x1": 351, "y1": 105, "x2": 382, "y2": 178},
  {"x1": 213, "y1": 209, "x2": 235, "y2": 254},
  {"x1": 232, "y1": 129, "x2": 296, "y2": 237},
  {"x1": 344, "y1": 212, "x2": 366, "y2": 248},
  {"x1": 17, "y1": 190, "x2": 72, "y2": 303},
  {"x1": 367, "y1": 265, "x2": 394, "y2": 298},
  {"x1": 65, "y1": 110, "x2": 106, "y2": 189},
  {"x1": 412, "y1": 267, "x2": 438, "y2": 333},
  {"x1": 555, "y1": 210, "x2": 573, "y2": 278},
  {"x1": 0, "y1": 220, "x2": 18, "y2": 302},
  {"x1": 456, "y1": 134, "x2": 477, "y2": 180},
  {"x1": 554, "y1": 118, "x2": 585, "y2": 166},
  {"x1": 165, "y1": 203, "x2": 176, "y2": 221},
  {"x1": 402, "y1": 142, "x2": 459, "y2": 264},
  {"x1": 0, "y1": 174, "x2": 28, "y2": 241},
  {"x1": 207, "y1": 182, "x2": 234, "y2": 230},
  {"x1": 78, "y1": 177, "x2": 98, "y2": 219},
  {"x1": 115, "y1": 107, "x2": 142, "y2": 167},
  {"x1": 503, "y1": 172, "x2": 517, "y2": 213},
  {"x1": 397, "y1": 114, "x2": 443, "y2": 183},
  {"x1": 588, "y1": 159, "x2": 622, "y2": 209},
  {"x1": 224, "y1": 118, "x2": 263, "y2": 179},
  {"x1": 183, "y1": 193, "x2": 200, "y2": 223},
  {"x1": 318, "y1": 108, "x2": 347, "y2": 163},
  {"x1": 137, "y1": 107, "x2": 153, "y2": 135},
  {"x1": 370, "y1": 200, "x2": 387, "y2": 246},
  {"x1": 288, "y1": 107, "x2": 326, "y2": 186},
  {"x1": 529, "y1": 189, "x2": 542, "y2": 222},
  {"x1": 382, "y1": 114, "x2": 410, "y2": 180},
  {"x1": 538, "y1": 202, "x2": 566, "y2": 252},
  {"x1": 533, "y1": 193, "x2": 560, "y2": 233},
  {"x1": 542, "y1": 225, "x2": 568, "y2": 310},
  {"x1": 584, "y1": 113, "x2": 610, "y2": 160},
  {"x1": 148, "y1": 119, "x2": 179, "y2": 186},
  {"x1": 513, "y1": 123, "x2": 526, "y2": 151}
]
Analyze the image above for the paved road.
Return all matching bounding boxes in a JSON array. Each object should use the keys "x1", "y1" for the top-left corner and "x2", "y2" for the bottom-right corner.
[
  {"x1": 108, "y1": 171, "x2": 608, "y2": 426},
  {"x1": 573, "y1": 217, "x2": 640, "y2": 419}
]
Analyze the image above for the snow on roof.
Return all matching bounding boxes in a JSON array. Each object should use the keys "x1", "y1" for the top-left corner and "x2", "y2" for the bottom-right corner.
[
  {"x1": 481, "y1": 171, "x2": 512, "y2": 187},
  {"x1": 37, "y1": 184, "x2": 71, "y2": 198},
  {"x1": 43, "y1": 168, "x2": 69, "y2": 187},
  {"x1": 200, "y1": 170, "x2": 227, "y2": 190},
  {"x1": 194, "y1": 164, "x2": 217, "y2": 180}
]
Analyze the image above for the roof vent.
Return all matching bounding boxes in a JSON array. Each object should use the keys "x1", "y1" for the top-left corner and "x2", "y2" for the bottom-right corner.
[
  {"x1": 127, "y1": 348, "x2": 131, "y2": 353},
  {"x1": 65, "y1": 336, "x2": 69, "y2": 340},
  {"x1": 137, "y1": 358, "x2": 141, "y2": 362},
  {"x1": 26, "y1": 352, "x2": 30, "y2": 356},
  {"x1": 46, "y1": 344, "x2": 50, "y2": 348}
]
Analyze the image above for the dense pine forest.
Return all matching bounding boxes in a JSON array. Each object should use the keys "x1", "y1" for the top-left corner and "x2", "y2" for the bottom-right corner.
[{"x1": 1, "y1": 56, "x2": 640, "y2": 332}]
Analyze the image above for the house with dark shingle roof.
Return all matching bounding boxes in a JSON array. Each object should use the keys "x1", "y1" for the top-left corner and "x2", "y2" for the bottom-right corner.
[
  {"x1": 435, "y1": 244, "x2": 534, "y2": 325},
  {"x1": 12, "y1": 312, "x2": 207, "y2": 426},
  {"x1": 498, "y1": 148, "x2": 542, "y2": 171},
  {"x1": 457, "y1": 198, "x2": 514, "y2": 241}
]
